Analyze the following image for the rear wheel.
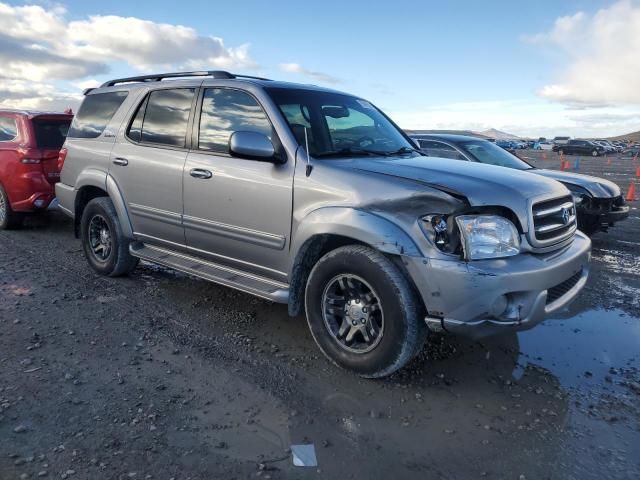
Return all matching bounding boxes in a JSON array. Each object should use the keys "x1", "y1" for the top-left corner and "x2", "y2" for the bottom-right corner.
[
  {"x1": 305, "y1": 245, "x2": 427, "y2": 378},
  {"x1": 80, "y1": 197, "x2": 138, "y2": 276},
  {"x1": 0, "y1": 183, "x2": 24, "y2": 230},
  {"x1": 591, "y1": 149, "x2": 599, "y2": 157},
  {"x1": 558, "y1": 149, "x2": 565, "y2": 156}
]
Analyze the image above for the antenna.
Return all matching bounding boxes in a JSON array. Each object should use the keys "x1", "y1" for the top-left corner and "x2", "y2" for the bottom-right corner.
[{"x1": 304, "y1": 127, "x2": 313, "y2": 176}]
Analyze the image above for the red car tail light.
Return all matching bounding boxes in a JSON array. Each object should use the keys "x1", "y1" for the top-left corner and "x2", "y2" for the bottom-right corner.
[{"x1": 57, "y1": 147, "x2": 68, "y2": 171}]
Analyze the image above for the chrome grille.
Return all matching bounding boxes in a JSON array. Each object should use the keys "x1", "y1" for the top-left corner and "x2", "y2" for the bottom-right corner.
[{"x1": 531, "y1": 195, "x2": 577, "y2": 246}]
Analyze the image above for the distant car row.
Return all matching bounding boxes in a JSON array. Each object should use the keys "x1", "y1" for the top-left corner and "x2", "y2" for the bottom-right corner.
[{"x1": 492, "y1": 138, "x2": 630, "y2": 155}]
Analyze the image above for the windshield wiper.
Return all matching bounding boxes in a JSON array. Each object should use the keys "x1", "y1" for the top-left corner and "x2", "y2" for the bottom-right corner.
[
  {"x1": 314, "y1": 147, "x2": 387, "y2": 159},
  {"x1": 381, "y1": 146, "x2": 425, "y2": 156}
]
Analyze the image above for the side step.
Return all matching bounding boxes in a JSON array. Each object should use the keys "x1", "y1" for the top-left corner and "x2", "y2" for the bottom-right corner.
[{"x1": 129, "y1": 242, "x2": 289, "y2": 303}]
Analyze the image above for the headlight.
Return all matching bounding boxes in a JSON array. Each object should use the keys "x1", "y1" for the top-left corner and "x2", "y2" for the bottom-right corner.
[{"x1": 455, "y1": 215, "x2": 520, "y2": 260}]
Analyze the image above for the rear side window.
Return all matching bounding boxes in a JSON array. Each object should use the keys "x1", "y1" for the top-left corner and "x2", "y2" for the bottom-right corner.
[
  {"x1": 32, "y1": 119, "x2": 71, "y2": 149},
  {"x1": 128, "y1": 89, "x2": 195, "y2": 147},
  {"x1": 198, "y1": 88, "x2": 271, "y2": 153},
  {"x1": 0, "y1": 117, "x2": 18, "y2": 141},
  {"x1": 68, "y1": 91, "x2": 128, "y2": 139}
]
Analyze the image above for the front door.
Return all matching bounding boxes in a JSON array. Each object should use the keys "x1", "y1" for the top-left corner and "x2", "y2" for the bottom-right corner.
[
  {"x1": 110, "y1": 87, "x2": 196, "y2": 247},
  {"x1": 183, "y1": 87, "x2": 294, "y2": 281}
]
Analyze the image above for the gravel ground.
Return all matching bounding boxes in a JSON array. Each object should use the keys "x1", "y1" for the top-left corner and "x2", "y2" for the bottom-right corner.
[{"x1": 1, "y1": 150, "x2": 639, "y2": 479}]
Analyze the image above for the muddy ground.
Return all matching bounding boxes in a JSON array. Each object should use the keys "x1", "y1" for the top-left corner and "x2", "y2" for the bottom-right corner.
[{"x1": 1, "y1": 150, "x2": 639, "y2": 479}]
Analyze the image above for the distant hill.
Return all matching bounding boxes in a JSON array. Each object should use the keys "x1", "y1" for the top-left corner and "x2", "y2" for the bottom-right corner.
[
  {"x1": 405, "y1": 129, "x2": 491, "y2": 139},
  {"x1": 475, "y1": 128, "x2": 521, "y2": 140},
  {"x1": 608, "y1": 130, "x2": 640, "y2": 142}
]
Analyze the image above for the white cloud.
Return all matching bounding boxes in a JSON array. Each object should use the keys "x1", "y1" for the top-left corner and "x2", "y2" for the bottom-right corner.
[
  {"x1": 279, "y1": 63, "x2": 340, "y2": 84},
  {"x1": 527, "y1": 0, "x2": 640, "y2": 106},
  {"x1": 0, "y1": 2, "x2": 257, "y2": 110}
]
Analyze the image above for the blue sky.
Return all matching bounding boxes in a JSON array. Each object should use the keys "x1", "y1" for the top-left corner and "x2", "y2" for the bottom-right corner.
[{"x1": 2, "y1": 0, "x2": 639, "y2": 137}]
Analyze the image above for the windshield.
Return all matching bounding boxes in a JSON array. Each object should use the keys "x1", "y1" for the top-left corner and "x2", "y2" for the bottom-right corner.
[
  {"x1": 459, "y1": 139, "x2": 533, "y2": 170},
  {"x1": 266, "y1": 87, "x2": 416, "y2": 158}
]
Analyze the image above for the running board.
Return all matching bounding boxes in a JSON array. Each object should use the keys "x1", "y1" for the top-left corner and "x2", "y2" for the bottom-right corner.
[{"x1": 129, "y1": 242, "x2": 289, "y2": 303}]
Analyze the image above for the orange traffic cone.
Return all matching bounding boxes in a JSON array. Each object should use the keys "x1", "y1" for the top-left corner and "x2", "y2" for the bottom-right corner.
[
  {"x1": 636, "y1": 166, "x2": 640, "y2": 178},
  {"x1": 626, "y1": 182, "x2": 636, "y2": 201},
  {"x1": 607, "y1": 157, "x2": 612, "y2": 165},
  {"x1": 542, "y1": 152, "x2": 548, "y2": 160}
]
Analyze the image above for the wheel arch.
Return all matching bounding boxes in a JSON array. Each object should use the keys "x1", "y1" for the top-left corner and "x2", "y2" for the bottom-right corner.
[
  {"x1": 287, "y1": 207, "x2": 422, "y2": 317},
  {"x1": 73, "y1": 171, "x2": 133, "y2": 239}
]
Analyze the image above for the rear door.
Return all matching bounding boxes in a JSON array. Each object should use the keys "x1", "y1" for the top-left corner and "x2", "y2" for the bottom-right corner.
[
  {"x1": 182, "y1": 87, "x2": 294, "y2": 280},
  {"x1": 110, "y1": 87, "x2": 196, "y2": 247}
]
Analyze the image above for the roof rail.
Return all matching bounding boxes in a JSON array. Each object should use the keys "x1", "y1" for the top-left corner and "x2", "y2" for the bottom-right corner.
[{"x1": 99, "y1": 70, "x2": 271, "y2": 88}]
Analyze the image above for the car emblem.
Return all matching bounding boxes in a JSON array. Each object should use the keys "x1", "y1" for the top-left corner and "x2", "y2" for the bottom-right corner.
[{"x1": 561, "y1": 207, "x2": 571, "y2": 225}]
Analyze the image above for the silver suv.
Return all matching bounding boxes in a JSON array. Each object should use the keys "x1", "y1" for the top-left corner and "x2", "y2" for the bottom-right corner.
[{"x1": 56, "y1": 70, "x2": 591, "y2": 377}]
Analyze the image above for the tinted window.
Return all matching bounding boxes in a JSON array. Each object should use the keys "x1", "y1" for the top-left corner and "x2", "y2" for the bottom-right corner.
[
  {"x1": 140, "y1": 89, "x2": 194, "y2": 147},
  {"x1": 126, "y1": 96, "x2": 148, "y2": 143},
  {"x1": 419, "y1": 140, "x2": 466, "y2": 160},
  {"x1": 0, "y1": 117, "x2": 18, "y2": 141},
  {"x1": 459, "y1": 140, "x2": 533, "y2": 170},
  {"x1": 32, "y1": 119, "x2": 71, "y2": 149},
  {"x1": 68, "y1": 91, "x2": 128, "y2": 138},
  {"x1": 198, "y1": 88, "x2": 271, "y2": 152}
]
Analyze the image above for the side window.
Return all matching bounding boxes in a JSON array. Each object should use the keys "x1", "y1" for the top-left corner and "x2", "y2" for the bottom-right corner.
[
  {"x1": 68, "y1": 91, "x2": 128, "y2": 138},
  {"x1": 126, "y1": 96, "x2": 148, "y2": 143},
  {"x1": 0, "y1": 117, "x2": 18, "y2": 141},
  {"x1": 198, "y1": 88, "x2": 272, "y2": 153},
  {"x1": 419, "y1": 141, "x2": 465, "y2": 160},
  {"x1": 139, "y1": 89, "x2": 195, "y2": 147}
]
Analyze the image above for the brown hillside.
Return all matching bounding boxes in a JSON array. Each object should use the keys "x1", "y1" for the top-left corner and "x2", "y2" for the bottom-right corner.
[{"x1": 608, "y1": 130, "x2": 640, "y2": 142}]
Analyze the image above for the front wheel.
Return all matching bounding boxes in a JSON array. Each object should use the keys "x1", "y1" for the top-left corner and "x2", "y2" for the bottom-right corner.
[
  {"x1": 305, "y1": 245, "x2": 427, "y2": 378},
  {"x1": 0, "y1": 183, "x2": 24, "y2": 230},
  {"x1": 80, "y1": 197, "x2": 139, "y2": 276},
  {"x1": 591, "y1": 149, "x2": 599, "y2": 157}
]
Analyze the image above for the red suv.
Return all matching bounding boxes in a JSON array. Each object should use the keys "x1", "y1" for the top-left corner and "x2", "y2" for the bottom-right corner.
[{"x1": 0, "y1": 110, "x2": 73, "y2": 229}]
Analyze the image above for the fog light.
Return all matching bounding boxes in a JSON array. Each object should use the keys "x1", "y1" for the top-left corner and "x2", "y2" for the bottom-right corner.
[
  {"x1": 34, "y1": 199, "x2": 45, "y2": 208},
  {"x1": 491, "y1": 295, "x2": 508, "y2": 318}
]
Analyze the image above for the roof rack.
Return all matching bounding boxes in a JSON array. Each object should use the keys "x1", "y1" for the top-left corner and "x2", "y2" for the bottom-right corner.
[{"x1": 99, "y1": 70, "x2": 271, "y2": 88}]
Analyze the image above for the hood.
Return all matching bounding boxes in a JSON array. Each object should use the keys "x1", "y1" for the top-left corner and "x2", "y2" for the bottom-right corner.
[
  {"x1": 534, "y1": 169, "x2": 621, "y2": 198},
  {"x1": 332, "y1": 156, "x2": 570, "y2": 231}
]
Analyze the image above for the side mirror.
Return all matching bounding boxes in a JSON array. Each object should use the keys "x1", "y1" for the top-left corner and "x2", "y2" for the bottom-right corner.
[{"x1": 229, "y1": 131, "x2": 280, "y2": 162}]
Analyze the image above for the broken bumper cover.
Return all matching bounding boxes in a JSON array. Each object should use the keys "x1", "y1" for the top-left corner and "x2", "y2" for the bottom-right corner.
[{"x1": 404, "y1": 231, "x2": 591, "y2": 338}]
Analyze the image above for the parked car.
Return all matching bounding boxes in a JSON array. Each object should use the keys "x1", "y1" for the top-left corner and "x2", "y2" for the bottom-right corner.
[
  {"x1": 495, "y1": 139, "x2": 517, "y2": 153},
  {"x1": 553, "y1": 136, "x2": 571, "y2": 145},
  {"x1": 552, "y1": 139, "x2": 605, "y2": 157},
  {"x1": 412, "y1": 134, "x2": 630, "y2": 236},
  {"x1": 593, "y1": 139, "x2": 622, "y2": 153},
  {"x1": 0, "y1": 109, "x2": 73, "y2": 229},
  {"x1": 534, "y1": 141, "x2": 553, "y2": 150},
  {"x1": 57, "y1": 70, "x2": 590, "y2": 377},
  {"x1": 591, "y1": 140, "x2": 616, "y2": 154}
]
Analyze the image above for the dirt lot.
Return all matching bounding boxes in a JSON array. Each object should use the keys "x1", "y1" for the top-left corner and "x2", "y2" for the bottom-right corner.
[{"x1": 1, "y1": 150, "x2": 639, "y2": 479}]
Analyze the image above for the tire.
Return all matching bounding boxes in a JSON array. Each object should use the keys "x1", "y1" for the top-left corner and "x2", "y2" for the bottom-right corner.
[
  {"x1": 80, "y1": 197, "x2": 139, "y2": 277},
  {"x1": 591, "y1": 149, "x2": 599, "y2": 157},
  {"x1": 558, "y1": 149, "x2": 564, "y2": 156},
  {"x1": 305, "y1": 245, "x2": 427, "y2": 378},
  {"x1": 0, "y1": 183, "x2": 24, "y2": 230}
]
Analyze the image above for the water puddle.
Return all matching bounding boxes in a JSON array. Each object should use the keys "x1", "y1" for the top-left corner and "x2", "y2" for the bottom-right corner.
[{"x1": 517, "y1": 308, "x2": 639, "y2": 390}]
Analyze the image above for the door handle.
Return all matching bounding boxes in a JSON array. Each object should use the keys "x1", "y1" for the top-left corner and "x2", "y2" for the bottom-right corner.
[
  {"x1": 113, "y1": 157, "x2": 129, "y2": 166},
  {"x1": 190, "y1": 168, "x2": 213, "y2": 179}
]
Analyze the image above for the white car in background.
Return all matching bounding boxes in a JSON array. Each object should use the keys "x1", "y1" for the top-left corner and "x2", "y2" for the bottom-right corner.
[{"x1": 534, "y1": 141, "x2": 553, "y2": 150}]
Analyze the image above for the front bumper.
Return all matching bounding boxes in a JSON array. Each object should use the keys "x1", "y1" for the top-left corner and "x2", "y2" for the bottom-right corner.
[
  {"x1": 404, "y1": 231, "x2": 591, "y2": 338},
  {"x1": 597, "y1": 205, "x2": 630, "y2": 225}
]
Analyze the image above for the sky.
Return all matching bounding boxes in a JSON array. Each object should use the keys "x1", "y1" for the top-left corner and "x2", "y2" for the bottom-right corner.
[{"x1": 1, "y1": 0, "x2": 639, "y2": 138}]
